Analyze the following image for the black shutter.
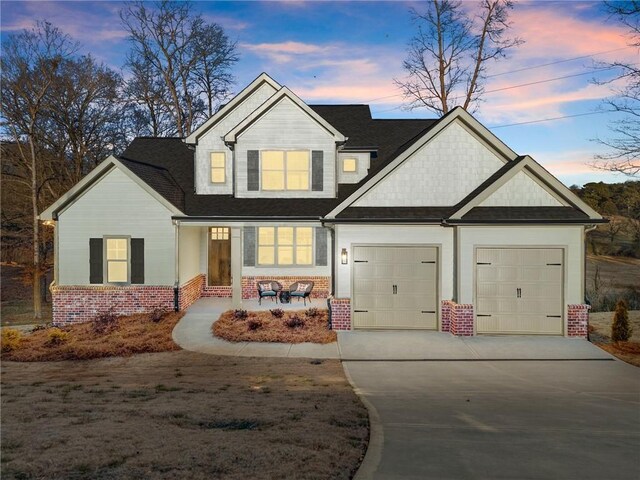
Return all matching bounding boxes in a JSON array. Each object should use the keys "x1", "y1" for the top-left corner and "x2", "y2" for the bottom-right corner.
[
  {"x1": 311, "y1": 150, "x2": 323, "y2": 191},
  {"x1": 315, "y1": 227, "x2": 327, "y2": 266},
  {"x1": 89, "y1": 238, "x2": 103, "y2": 284},
  {"x1": 243, "y1": 227, "x2": 256, "y2": 266},
  {"x1": 247, "y1": 150, "x2": 259, "y2": 191},
  {"x1": 131, "y1": 238, "x2": 145, "y2": 284}
]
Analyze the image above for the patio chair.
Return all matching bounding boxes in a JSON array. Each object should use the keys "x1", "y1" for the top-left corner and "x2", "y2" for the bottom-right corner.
[
  {"x1": 288, "y1": 281, "x2": 314, "y2": 306},
  {"x1": 257, "y1": 280, "x2": 282, "y2": 305}
]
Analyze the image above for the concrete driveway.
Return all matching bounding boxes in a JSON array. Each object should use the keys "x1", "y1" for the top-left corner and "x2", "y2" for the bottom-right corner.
[{"x1": 343, "y1": 337, "x2": 640, "y2": 480}]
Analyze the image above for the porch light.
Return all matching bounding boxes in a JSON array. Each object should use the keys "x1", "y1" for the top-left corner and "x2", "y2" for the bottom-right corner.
[{"x1": 341, "y1": 248, "x2": 348, "y2": 264}]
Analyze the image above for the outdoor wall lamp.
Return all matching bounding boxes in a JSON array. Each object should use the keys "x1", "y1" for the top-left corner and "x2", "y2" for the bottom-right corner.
[{"x1": 341, "y1": 248, "x2": 348, "y2": 264}]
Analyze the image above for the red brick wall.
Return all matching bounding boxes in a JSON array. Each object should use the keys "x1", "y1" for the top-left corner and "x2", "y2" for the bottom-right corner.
[
  {"x1": 202, "y1": 285, "x2": 233, "y2": 298},
  {"x1": 329, "y1": 298, "x2": 351, "y2": 331},
  {"x1": 568, "y1": 304, "x2": 590, "y2": 338},
  {"x1": 449, "y1": 302, "x2": 474, "y2": 336},
  {"x1": 441, "y1": 300, "x2": 453, "y2": 332},
  {"x1": 241, "y1": 276, "x2": 330, "y2": 300},
  {"x1": 178, "y1": 275, "x2": 204, "y2": 311},
  {"x1": 51, "y1": 285, "x2": 174, "y2": 325}
]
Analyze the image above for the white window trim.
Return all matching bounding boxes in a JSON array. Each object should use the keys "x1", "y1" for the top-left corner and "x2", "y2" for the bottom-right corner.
[
  {"x1": 342, "y1": 157, "x2": 358, "y2": 173},
  {"x1": 260, "y1": 149, "x2": 311, "y2": 191},
  {"x1": 103, "y1": 235, "x2": 130, "y2": 284},
  {"x1": 210, "y1": 151, "x2": 226, "y2": 184},
  {"x1": 257, "y1": 226, "x2": 314, "y2": 267}
]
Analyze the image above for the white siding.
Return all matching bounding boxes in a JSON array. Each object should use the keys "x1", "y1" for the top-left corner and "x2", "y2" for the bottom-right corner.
[
  {"x1": 480, "y1": 170, "x2": 565, "y2": 207},
  {"x1": 353, "y1": 121, "x2": 505, "y2": 206},
  {"x1": 58, "y1": 168, "x2": 175, "y2": 285},
  {"x1": 179, "y1": 226, "x2": 202, "y2": 284},
  {"x1": 235, "y1": 98, "x2": 337, "y2": 198},
  {"x1": 195, "y1": 82, "x2": 277, "y2": 195},
  {"x1": 457, "y1": 226, "x2": 584, "y2": 307},
  {"x1": 334, "y1": 224, "x2": 454, "y2": 301},
  {"x1": 338, "y1": 152, "x2": 370, "y2": 184}
]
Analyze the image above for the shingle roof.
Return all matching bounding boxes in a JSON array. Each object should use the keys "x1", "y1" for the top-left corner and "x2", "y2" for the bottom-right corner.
[{"x1": 117, "y1": 106, "x2": 595, "y2": 223}]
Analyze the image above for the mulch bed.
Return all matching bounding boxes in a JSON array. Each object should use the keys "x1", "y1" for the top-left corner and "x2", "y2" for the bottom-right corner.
[
  {"x1": 1, "y1": 311, "x2": 183, "y2": 362},
  {"x1": 213, "y1": 308, "x2": 336, "y2": 344}
]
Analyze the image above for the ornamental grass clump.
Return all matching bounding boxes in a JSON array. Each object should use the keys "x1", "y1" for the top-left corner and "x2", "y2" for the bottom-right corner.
[
  {"x1": 305, "y1": 307, "x2": 320, "y2": 318},
  {"x1": 47, "y1": 328, "x2": 69, "y2": 346},
  {"x1": 611, "y1": 299, "x2": 632, "y2": 343},
  {"x1": 1, "y1": 329, "x2": 22, "y2": 352}
]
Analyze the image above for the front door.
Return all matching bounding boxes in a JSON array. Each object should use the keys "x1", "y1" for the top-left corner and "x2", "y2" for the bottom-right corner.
[{"x1": 208, "y1": 227, "x2": 231, "y2": 286}]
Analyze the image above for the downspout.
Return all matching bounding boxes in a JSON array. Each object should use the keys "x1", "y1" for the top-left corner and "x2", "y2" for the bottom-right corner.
[
  {"x1": 452, "y1": 225, "x2": 458, "y2": 302},
  {"x1": 226, "y1": 141, "x2": 236, "y2": 197},
  {"x1": 322, "y1": 220, "x2": 336, "y2": 329},
  {"x1": 583, "y1": 224, "x2": 598, "y2": 341},
  {"x1": 173, "y1": 220, "x2": 180, "y2": 311}
]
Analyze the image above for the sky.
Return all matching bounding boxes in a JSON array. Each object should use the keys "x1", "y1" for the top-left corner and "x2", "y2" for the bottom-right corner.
[{"x1": 2, "y1": 0, "x2": 638, "y2": 187}]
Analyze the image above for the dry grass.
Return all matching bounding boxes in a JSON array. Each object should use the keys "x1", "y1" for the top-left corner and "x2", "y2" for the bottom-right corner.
[
  {"x1": 589, "y1": 310, "x2": 640, "y2": 367},
  {"x1": 1, "y1": 263, "x2": 52, "y2": 326},
  {"x1": 213, "y1": 308, "x2": 337, "y2": 344},
  {"x1": 1, "y1": 351, "x2": 368, "y2": 479},
  {"x1": 1, "y1": 311, "x2": 183, "y2": 362}
]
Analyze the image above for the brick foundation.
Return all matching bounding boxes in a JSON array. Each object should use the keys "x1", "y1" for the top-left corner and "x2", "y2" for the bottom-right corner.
[
  {"x1": 51, "y1": 284, "x2": 175, "y2": 325},
  {"x1": 329, "y1": 298, "x2": 351, "y2": 330},
  {"x1": 448, "y1": 301, "x2": 474, "y2": 336},
  {"x1": 178, "y1": 275, "x2": 204, "y2": 311},
  {"x1": 567, "y1": 304, "x2": 590, "y2": 338},
  {"x1": 241, "y1": 276, "x2": 330, "y2": 300}
]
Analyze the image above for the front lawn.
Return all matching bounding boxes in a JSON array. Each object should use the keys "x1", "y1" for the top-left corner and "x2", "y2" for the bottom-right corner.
[
  {"x1": 213, "y1": 307, "x2": 337, "y2": 344},
  {"x1": 1, "y1": 351, "x2": 369, "y2": 479},
  {"x1": 1, "y1": 310, "x2": 183, "y2": 362},
  {"x1": 589, "y1": 310, "x2": 640, "y2": 367}
]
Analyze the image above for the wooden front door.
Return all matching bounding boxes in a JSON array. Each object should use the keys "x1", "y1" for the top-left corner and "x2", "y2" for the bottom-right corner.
[{"x1": 208, "y1": 227, "x2": 231, "y2": 286}]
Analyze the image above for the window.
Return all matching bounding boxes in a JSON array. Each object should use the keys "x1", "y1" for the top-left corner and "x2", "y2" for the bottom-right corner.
[
  {"x1": 210, "y1": 152, "x2": 226, "y2": 183},
  {"x1": 210, "y1": 227, "x2": 229, "y2": 240},
  {"x1": 261, "y1": 150, "x2": 309, "y2": 190},
  {"x1": 257, "y1": 227, "x2": 313, "y2": 265},
  {"x1": 342, "y1": 158, "x2": 357, "y2": 172},
  {"x1": 106, "y1": 238, "x2": 128, "y2": 282}
]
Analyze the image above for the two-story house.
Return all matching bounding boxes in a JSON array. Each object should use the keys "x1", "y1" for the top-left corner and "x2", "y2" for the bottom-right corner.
[{"x1": 41, "y1": 73, "x2": 605, "y2": 336}]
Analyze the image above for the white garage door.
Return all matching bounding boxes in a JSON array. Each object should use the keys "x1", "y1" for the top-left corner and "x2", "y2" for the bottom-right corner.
[
  {"x1": 476, "y1": 248, "x2": 564, "y2": 335},
  {"x1": 352, "y1": 246, "x2": 438, "y2": 329}
]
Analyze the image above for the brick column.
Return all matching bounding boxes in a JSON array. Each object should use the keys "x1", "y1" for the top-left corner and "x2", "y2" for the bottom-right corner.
[
  {"x1": 329, "y1": 298, "x2": 351, "y2": 331},
  {"x1": 450, "y1": 302, "x2": 474, "y2": 336},
  {"x1": 441, "y1": 300, "x2": 453, "y2": 332},
  {"x1": 567, "y1": 304, "x2": 590, "y2": 338}
]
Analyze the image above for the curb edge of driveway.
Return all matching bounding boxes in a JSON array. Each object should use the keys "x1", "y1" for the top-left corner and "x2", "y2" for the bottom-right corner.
[{"x1": 342, "y1": 362, "x2": 383, "y2": 480}]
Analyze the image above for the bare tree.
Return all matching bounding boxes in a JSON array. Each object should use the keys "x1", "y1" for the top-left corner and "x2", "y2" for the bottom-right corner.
[
  {"x1": 593, "y1": 1, "x2": 640, "y2": 176},
  {"x1": 1, "y1": 22, "x2": 78, "y2": 319},
  {"x1": 395, "y1": 0, "x2": 523, "y2": 115},
  {"x1": 120, "y1": 0, "x2": 238, "y2": 136},
  {"x1": 605, "y1": 216, "x2": 624, "y2": 247}
]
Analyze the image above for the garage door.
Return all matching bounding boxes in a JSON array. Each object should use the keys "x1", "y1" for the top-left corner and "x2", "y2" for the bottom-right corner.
[
  {"x1": 352, "y1": 246, "x2": 438, "y2": 329},
  {"x1": 476, "y1": 248, "x2": 563, "y2": 335}
]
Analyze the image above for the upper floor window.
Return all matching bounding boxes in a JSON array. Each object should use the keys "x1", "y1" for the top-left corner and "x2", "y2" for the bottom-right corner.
[
  {"x1": 106, "y1": 237, "x2": 128, "y2": 282},
  {"x1": 257, "y1": 226, "x2": 313, "y2": 266},
  {"x1": 261, "y1": 150, "x2": 309, "y2": 191},
  {"x1": 210, "y1": 152, "x2": 226, "y2": 183},
  {"x1": 342, "y1": 158, "x2": 357, "y2": 172}
]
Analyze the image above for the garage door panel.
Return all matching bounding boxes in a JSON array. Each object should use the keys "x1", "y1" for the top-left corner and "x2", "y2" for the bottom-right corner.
[
  {"x1": 352, "y1": 246, "x2": 438, "y2": 330},
  {"x1": 476, "y1": 248, "x2": 563, "y2": 335}
]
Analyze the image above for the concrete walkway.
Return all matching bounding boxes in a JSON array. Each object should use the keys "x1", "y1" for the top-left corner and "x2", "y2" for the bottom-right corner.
[{"x1": 172, "y1": 297, "x2": 340, "y2": 358}]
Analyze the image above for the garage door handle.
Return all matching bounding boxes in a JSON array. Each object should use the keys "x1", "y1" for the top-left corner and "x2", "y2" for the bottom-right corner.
[
  {"x1": 354, "y1": 310, "x2": 368, "y2": 313},
  {"x1": 392, "y1": 285, "x2": 397, "y2": 294},
  {"x1": 516, "y1": 288, "x2": 522, "y2": 298}
]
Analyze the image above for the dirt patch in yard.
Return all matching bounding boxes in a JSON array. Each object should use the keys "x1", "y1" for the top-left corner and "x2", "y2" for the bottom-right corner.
[
  {"x1": 589, "y1": 310, "x2": 640, "y2": 367},
  {"x1": 1, "y1": 351, "x2": 368, "y2": 479},
  {"x1": 214, "y1": 308, "x2": 337, "y2": 344},
  {"x1": 1, "y1": 311, "x2": 183, "y2": 362}
]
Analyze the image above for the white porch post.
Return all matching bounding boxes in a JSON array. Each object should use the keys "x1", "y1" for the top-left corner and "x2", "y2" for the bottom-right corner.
[{"x1": 231, "y1": 227, "x2": 242, "y2": 308}]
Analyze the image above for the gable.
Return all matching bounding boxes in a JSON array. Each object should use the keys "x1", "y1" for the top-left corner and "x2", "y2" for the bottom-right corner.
[
  {"x1": 479, "y1": 170, "x2": 564, "y2": 207},
  {"x1": 353, "y1": 121, "x2": 505, "y2": 207}
]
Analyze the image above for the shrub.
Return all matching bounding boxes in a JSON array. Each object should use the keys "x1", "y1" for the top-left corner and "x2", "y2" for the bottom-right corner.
[
  {"x1": 47, "y1": 328, "x2": 69, "y2": 346},
  {"x1": 150, "y1": 307, "x2": 168, "y2": 323},
  {"x1": 233, "y1": 309, "x2": 248, "y2": 320},
  {"x1": 1, "y1": 329, "x2": 22, "y2": 352},
  {"x1": 611, "y1": 299, "x2": 632, "y2": 342},
  {"x1": 305, "y1": 307, "x2": 320, "y2": 318},
  {"x1": 269, "y1": 308, "x2": 284, "y2": 318},
  {"x1": 92, "y1": 309, "x2": 119, "y2": 334},
  {"x1": 247, "y1": 319, "x2": 262, "y2": 331},
  {"x1": 285, "y1": 315, "x2": 305, "y2": 329}
]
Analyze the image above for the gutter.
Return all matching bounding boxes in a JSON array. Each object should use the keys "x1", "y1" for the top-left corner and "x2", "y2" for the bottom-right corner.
[{"x1": 172, "y1": 215, "x2": 323, "y2": 222}]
